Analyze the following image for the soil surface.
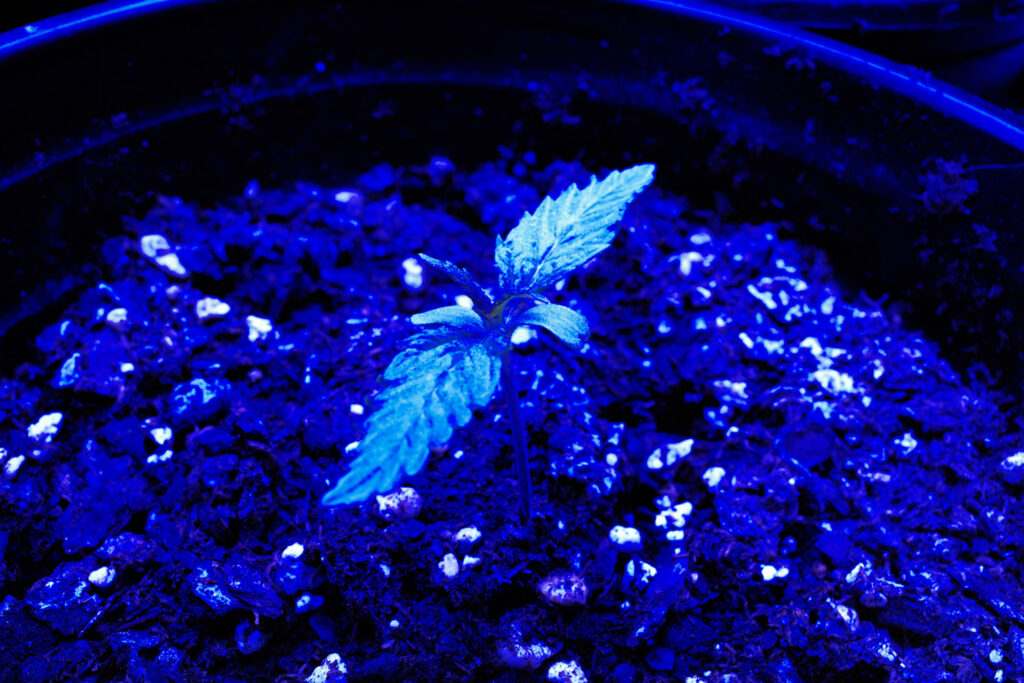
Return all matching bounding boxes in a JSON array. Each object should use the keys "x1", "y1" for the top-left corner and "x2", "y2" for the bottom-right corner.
[{"x1": 1, "y1": 152, "x2": 1022, "y2": 682}]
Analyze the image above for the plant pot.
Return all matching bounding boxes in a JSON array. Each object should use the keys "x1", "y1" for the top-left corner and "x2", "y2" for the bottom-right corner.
[
  {"x1": 721, "y1": 0, "x2": 1024, "y2": 106},
  {"x1": 1, "y1": 1, "x2": 1023, "y2": 681},
  {"x1": 2, "y1": 0, "x2": 1023, "y2": 381}
]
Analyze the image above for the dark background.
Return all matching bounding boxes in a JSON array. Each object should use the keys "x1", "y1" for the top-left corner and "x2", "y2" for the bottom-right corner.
[{"x1": 2, "y1": 1, "x2": 1023, "y2": 108}]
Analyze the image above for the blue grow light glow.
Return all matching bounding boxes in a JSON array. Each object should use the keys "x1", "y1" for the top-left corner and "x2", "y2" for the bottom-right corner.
[
  {"x1": 632, "y1": 0, "x2": 1024, "y2": 150},
  {"x1": 0, "y1": 0, "x2": 1021, "y2": 154},
  {"x1": 0, "y1": 0, "x2": 208, "y2": 57}
]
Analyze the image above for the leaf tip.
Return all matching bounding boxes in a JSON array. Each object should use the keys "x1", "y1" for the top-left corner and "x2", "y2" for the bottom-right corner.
[
  {"x1": 320, "y1": 482, "x2": 358, "y2": 507},
  {"x1": 624, "y1": 162, "x2": 656, "y2": 189}
]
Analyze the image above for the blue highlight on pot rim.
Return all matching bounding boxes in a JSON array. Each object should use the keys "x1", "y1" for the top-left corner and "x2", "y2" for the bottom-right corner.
[
  {"x1": 0, "y1": 0, "x2": 207, "y2": 55},
  {"x1": 637, "y1": 0, "x2": 1024, "y2": 148},
  {"x1": 0, "y1": 0, "x2": 1022, "y2": 150}
]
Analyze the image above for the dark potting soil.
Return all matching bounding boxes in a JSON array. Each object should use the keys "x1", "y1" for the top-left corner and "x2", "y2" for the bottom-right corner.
[{"x1": 0, "y1": 152, "x2": 1021, "y2": 683}]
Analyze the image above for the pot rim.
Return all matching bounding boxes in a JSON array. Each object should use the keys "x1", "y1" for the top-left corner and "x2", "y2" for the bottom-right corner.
[
  {"x1": 638, "y1": 0, "x2": 1024, "y2": 148},
  {"x1": 2, "y1": 0, "x2": 1022, "y2": 150}
]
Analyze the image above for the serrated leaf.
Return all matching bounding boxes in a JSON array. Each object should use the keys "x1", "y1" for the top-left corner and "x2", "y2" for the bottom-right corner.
[
  {"x1": 321, "y1": 327, "x2": 502, "y2": 506},
  {"x1": 495, "y1": 164, "x2": 655, "y2": 295},
  {"x1": 511, "y1": 303, "x2": 590, "y2": 349},
  {"x1": 419, "y1": 253, "x2": 494, "y2": 309}
]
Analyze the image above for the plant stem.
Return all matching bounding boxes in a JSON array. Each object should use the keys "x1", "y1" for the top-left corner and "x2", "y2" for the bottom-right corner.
[{"x1": 502, "y1": 352, "x2": 531, "y2": 524}]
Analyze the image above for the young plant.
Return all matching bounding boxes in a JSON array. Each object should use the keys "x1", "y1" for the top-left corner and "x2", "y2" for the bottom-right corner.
[{"x1": 322, "y1": 163, "x2": 655, "y2": 520}]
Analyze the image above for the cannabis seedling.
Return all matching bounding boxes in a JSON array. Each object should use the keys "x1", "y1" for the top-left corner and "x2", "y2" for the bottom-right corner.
[{"x1": 322, "y1": 163, "x2": 655, "y2": 520}]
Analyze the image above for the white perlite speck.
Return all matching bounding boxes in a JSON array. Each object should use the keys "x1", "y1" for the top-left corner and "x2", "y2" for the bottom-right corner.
[
  {"x1": 146, "y1": 450, "x2": 173, "y2": 465},
  {"x1": 306, "y1": 653, "x2": 348, "y2": 683},
  {"x1": 196, "y1": 296, "x2": 231, "y2": 321},
  {"x1": 28, "y1": 412, "x2": 63, "y2": 443},
  {"x1": 140, "y1": 234, "x2": 169, "y2": 258},
  {"x1": 334, "y1": 189, "x2": 362, "y2": 205},
  {"x1": 715, "y1": 379, "x2": 748, "y2": 400},
  {"x1": 834, "y1": 602, "x2": 859, "y2": 629},
  {"x1": 646, "y1": 450, "x2": 665, "y2": 470},
  {"x1": 155, "y1": 253, "x2": 187, "y2": 277},
  {"x1": 88, "y1": 566, "x2": 116, "y2": 587},
  {"x1": 510, "y1": 326, "x2": 536, "y2": 345},
  {"x1": 349, "y1": 404, "x2": 364, "y2": 415},
  {"x1": 845, "y1": 561, "x2": 869, "y2": 584},
  {"x1": 874, "y1": 639, "x2": 897, "y2": 663},
  {"x1": 655, "y1": 501, "x2": 693, "y2": 531},
  {"x1": 438, "y1": 553, "x2": 460, "y2": 579},
  {"x1": 150, "y1": 426, "x2": 173, "y2": 446},
  {"x1": 141, "y1": 234, "x2": 188, "y2": 277},
  {"x1": 402, "y1": 257, "x2": 423, "y2": 289},
  {"x1": 812, "y1": 368, "x2": 856, "y2": 394},
  {"x1": 376, "y1": 486, "x2": 423, "y2": 521},
  {"x1": 455, "y1": 526, "x2": 482, "y2": 546},
  {"x1": 246, "y1": 315, "x2": 273, "y2": 342},
  {"x1": 999, "y1": 452, "x2": 1024, "y2": 470},
  {"x1": 547, "y1": 659, "x2": 588, "y2": 683},
  {"x1": 3, "y1": 455, "x2": 25, "y2": 478},
  {"x1": 57, "y1": 354, "x2": 80, "y2": 387},
  {"x1": 676, "y1": 251, "x2": 705, "y2": 277},
  {"x1": 625, "y1": 559, "x2": 658, "y2": 588},
  {"x1": 760, "y1": 564, "x2": 790, "y2": 582},
  {"x1": 455, "y1": 294, "x2": 474, "y2": 309},
  {"x1": 703, "y1": 467, "x2": 726, "y2": 488},
  {"x1": 897, "y1": 431, "x2": 918, "y2": 455},
  {"x1": 667, "y1": 438, "x2": 694, "y2": 461},
  {"x1": 105, "y1": 307, "x2": 129, "y2": 328},
  {"x1": 608, "y1": 525, "x2": 642, "y2": 550},
  {"x1": 282, "y1": 543, "x2": 304, "y2": 559},
  {"x1": 746, "y1": 282, "x2": 778, "y2": 310},
  {"x1": 646, "y1": 438, "x2": 693, "y2": 470}
]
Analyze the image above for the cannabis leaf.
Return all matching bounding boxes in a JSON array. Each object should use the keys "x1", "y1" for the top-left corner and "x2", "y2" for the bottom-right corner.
[
  {"x1": 410, "y1": 305, "x2": 487, "y2": 331},
  {"x1": 495, "y1": 164, "x2": 655, "y2": 296},
  {"x1": 417, "y1": 253, "x2": 493, "y2": 310},
  {"x1": 322, "y1": 163, "x2": 655, "y2": 510},
  {"x1": 321, "y1": 322, "x2": 502, "y2": 506},
  {"x1": 509, "y1": 303, "x2": 589, "y2": 349}
]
